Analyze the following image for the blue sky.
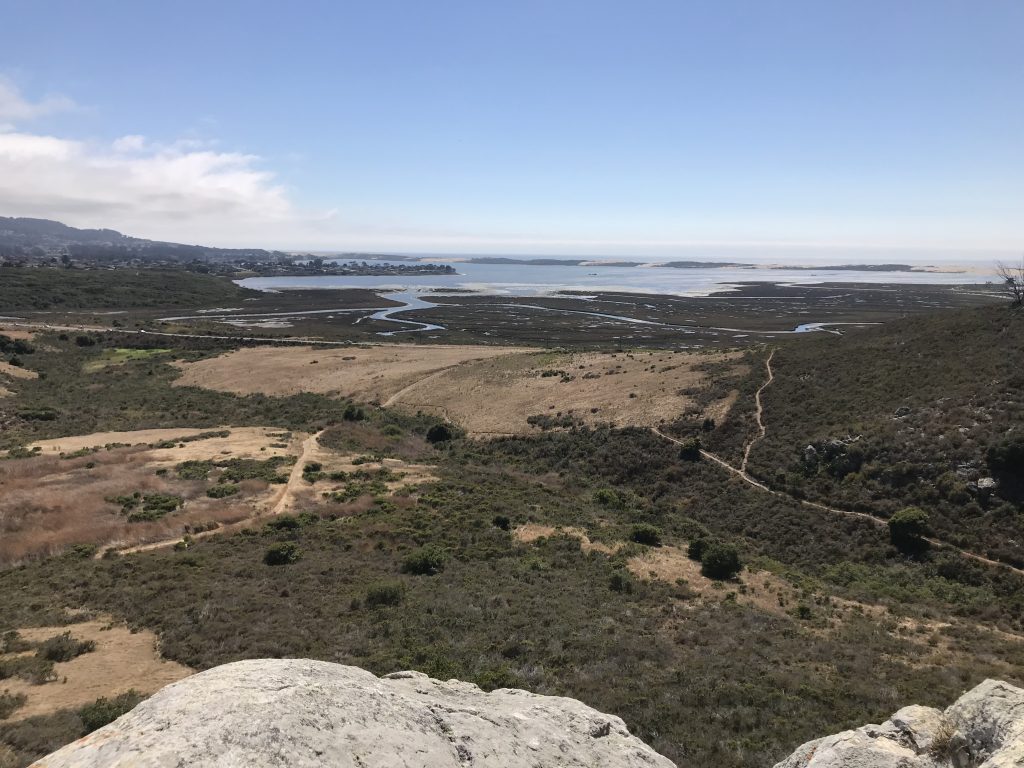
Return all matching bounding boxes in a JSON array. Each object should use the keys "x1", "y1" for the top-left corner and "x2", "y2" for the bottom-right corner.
[{"x1": 1, "y1": 0, "x2": 1021, "y2": 259}]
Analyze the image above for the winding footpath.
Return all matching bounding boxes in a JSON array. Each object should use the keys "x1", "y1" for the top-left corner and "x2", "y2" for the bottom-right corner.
[
  {"x1": 740, "y1": 349, "x2": 774, "y2": 473},
  {"x1": 653, "y1": 352, "x2": 1024, "y2": 578}
]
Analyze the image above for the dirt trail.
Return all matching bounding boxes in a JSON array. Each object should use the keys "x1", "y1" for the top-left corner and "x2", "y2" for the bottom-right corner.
[
  {"x1": 651, "y1": 427, "x2": 1024, "y2": 577},
  {"x1": 272, "y1": 431, "x2": 322, "y2": 515},
  {"x1": 382, "y1": 365, "x2": 463, "y2": 407},
  {"x1": 112, "y1": 431, "x2": 323, "y2": 556},
  {"x1": 741, "y1": 349, "x2": 774, "y2": 472}
]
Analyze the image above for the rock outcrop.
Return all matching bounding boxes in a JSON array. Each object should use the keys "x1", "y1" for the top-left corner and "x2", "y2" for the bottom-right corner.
[
  {"x1": 33, "y1": 659, "x2": 675, "y2": 767},
  {"x1": 774, "y1": 679, "x2": 1024, "y2": 768}
]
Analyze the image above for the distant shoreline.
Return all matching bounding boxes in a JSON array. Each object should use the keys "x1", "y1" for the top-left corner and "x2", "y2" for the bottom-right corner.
[{"x1": 318, "y1": 253, "x2": 973, "y2": 274}]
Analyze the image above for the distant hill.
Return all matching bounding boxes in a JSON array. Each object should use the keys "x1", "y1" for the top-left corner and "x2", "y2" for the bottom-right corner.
[{"x1": 0, "y1": 216, "x2": 287, "y2": 263}]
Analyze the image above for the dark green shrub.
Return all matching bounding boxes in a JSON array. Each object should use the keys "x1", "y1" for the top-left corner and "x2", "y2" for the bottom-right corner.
[
  {"x1": 0, "y1": 656, "x2": 55, "y2": 684},
  {"x1": 426, "y1": 423, "x2": 454, "y2": 444},
  {"x1": 1, "y1": 631, "x2": 31, "y2": 654},
  {"x1": 264, "y1": 542, "x2": 301, "y2": 565},
  {"x1": 365, "y1": 581, "x2": 405, "y2": 607},
  {"x1": 343, "y1": 403, "x2": 365, "y2": 421},
  {"x1": 401, "y1": 545, "x2": 446, "y2": 575},
  {"x1": 888, "y1": 506, "x2": 930, "y2": 554},
  {"x1": 36, "y1": 632, "x2": 95, "y2": 663},
  {"x1": 678, "y1": 437, "x2": 702, "y2": 461},
  {"x1": 492, "y1": 515, "x2": 511, "y2": 530},
  {"x1": 206, "y1": 483, "x2": 239, "y2": 499},
  {"x1": 0, "y1": 691, "x2": 27, "y2": 719},
  {"x1": 126, "y1": 494, "x2": 183, "y2": 522},
  {"x1": 687, "y1": 538, "x2": 707, "y2": 561},
  {"x1": 608, "y1": 570, "x2": 633, "y2": 593},
  {"x1": 700, "y1": 542, "x2": 742, "y2": 580},
  {"x1": 176, "y1": 460, "x2": 214, "y2": 480},
  {"x1": 630, "y1": 523, "x2": 662, "y2": 547},
  {"x1": 78, "y1": 691, "x2": 144, "y2": 733},
  {"x1": 265, "y1": 515, "x2": 300, "y2": 531},
  {"x1": 987, "y1": 436, "x2": 1024, "y2": 477}
]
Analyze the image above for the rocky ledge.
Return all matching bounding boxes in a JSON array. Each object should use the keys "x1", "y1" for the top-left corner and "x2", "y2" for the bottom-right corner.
[
  {"x1": 774, "y1": 679, "x2": 1024, "y2": 768},
  {"x1": 32, "y1": 658, "x2": 675, "y2": 767}
]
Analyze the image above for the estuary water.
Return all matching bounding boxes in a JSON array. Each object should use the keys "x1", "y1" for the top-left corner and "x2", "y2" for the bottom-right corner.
[{"x1": 236, "y1": 260, "x2": 996, "y2": 298}]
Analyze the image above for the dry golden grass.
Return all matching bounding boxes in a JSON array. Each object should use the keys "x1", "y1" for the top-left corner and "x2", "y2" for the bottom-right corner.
[
  {"x1": 24, "y1": 427, "x2": 235, "y2": 455},
  {"x1": 395, "y1": 349, "x2": 740, "y2": 435},
  {"x1": 173, "y1": 344, "x2": 531, "y2": 404},
  {"x1": 0, "y1": 619, "x2": 191, "y2": 721},
  {"x1": 174, "y1": 344, "x2": 741, "y2": 436},
  {"x1": 0, "y1": 362, "x2": 36, "y2": 380}
]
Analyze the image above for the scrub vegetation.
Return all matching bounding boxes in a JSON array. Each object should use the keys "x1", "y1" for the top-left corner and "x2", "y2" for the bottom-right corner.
[{"x1": 1, "y1": 300, "x2": 1023, "y2": 767}]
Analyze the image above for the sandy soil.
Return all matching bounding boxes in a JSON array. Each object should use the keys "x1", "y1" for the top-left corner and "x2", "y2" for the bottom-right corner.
[
  {"x1": 0, "y1": 327, "x2": 36, "y2": 340},
  {"x1": 175, "y1": 344, "x2": 741, "y2": 436},
  {"x1": 512, "y1": 524, "x2": 619, "y2": 555},
  {"x1": 0, "y1": 619, "x2": 191, "y2": 721},
  {"x1": 0, "y1": 361, "x2": 37, "y2": 380},
  {"x1": 173, "y1": 344, "x2": 531, "y2": 404},
  {"x1": 26, "y1": 427, "x2": 234, "y2": 455},
  {"x1": 274, "y1": 437, "x2": 437, "y2": 517}
]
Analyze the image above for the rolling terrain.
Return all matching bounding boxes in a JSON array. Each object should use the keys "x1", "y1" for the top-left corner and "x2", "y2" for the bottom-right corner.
[{"x1": 1, "y1": 268, "x2": 1022, "y2": 768}]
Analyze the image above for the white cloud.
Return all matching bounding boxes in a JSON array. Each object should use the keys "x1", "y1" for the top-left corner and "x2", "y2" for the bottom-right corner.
[
  {"x1": 0, "y1": 77, "x2": 318, "y2": 247},
  {"x1": 111, "y1": 134, "x2": 147, "y2": 153},
  {"x1": 0, "y1": 129, "x2": 311, "y2": 246},
  {"x1": 0, "y1": 76, "x2": 75, "y2": 128}
]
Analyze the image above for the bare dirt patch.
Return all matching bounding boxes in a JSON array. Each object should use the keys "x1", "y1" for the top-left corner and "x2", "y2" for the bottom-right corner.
[
  {"x1": 0, "y1": 428, "x2": 307, "y2": 564},
  {"x1": 25, "y1": 427, "x2": 230, "y2": 455},
  {"x1": 512, "y1": 524, "x2": 619, "y2": 555},
  {"x1": 0, "y1": 361, "x2": 36, "y2": 380},
  {"x1": 0, "y1": 327, "x2": 36, "y2": 341},
  {"x1": 0, "y1": 619, "x2": 191, "y2": 721},
  {"x1": 173, "y1": 344, "x2": 530, "y2": 404}
]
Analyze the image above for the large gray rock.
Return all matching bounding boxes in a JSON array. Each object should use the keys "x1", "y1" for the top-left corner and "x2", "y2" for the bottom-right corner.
[
  {"x1": 33, "y1": 659, "x2": 675, "y2": 768},
  {"x1": 774, "y1": 679, "x2": 1024, "y2": 768}
]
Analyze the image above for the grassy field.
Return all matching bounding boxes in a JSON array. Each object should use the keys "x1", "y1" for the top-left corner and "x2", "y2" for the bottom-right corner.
[{"x1": 80, "y1": 348, "x2": 172, "y2": 372}]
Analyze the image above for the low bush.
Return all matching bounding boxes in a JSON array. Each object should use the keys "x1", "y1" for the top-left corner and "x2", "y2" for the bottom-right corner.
[
  {"x1": 0, "y1": 692, "x2": 26, "y2": 720},
  {"x1": 687, "y1": 538, "x2": 708, "y2": 561},
  {"x1": 206, "y1": 483, "x2": 240, "y2": 499},
  {"x1": 426, "y1": 424, "x2": 454, "y2": 444},
  {"x1": 700, "y1": 542, "x2": 742, "y2": 580},
  {"x1": 364, "y1": 582, "x2": 405, "y2": 607},
  {"x1": 401, "y1": 545, "x2": 446, "y2": 575},
  {"x1": 36, "y1": 632, "x2": 96, "y2": 663},
  {"x1": 630, "y1": 524, "x2": 662, "y2": 547},
  {"x1": 888, "y1": 507, "x2": 930, "y2": 554},
  {"x1": 78, "y1": 691, "x2": 145, "y2": 733},
  {"x1": 678, "y1": 437, "x2": 702, "y2": 461},
  {"x1": 264, "y1": 542, "x2": 301, "y2": 566}
]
